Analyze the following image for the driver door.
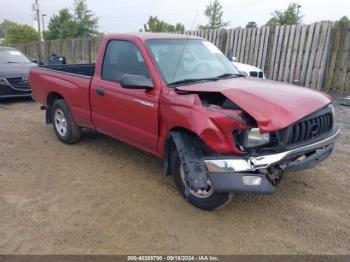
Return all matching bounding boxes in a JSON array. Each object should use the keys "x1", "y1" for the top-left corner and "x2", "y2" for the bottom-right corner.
[{"x1": 90, "y1": 39, "x2": 159, "y2": 154}]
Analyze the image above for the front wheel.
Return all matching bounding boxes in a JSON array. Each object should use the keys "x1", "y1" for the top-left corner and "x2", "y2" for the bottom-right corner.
[
  {"x1": 172, "y1": 150, "x2": 232, "y2": 210},
  {"x1": 51, "y1": 99, "x2": 81, "y2": 144}
]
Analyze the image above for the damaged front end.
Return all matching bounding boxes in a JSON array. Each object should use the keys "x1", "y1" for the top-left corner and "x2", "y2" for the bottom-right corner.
[
  {"x1": 169, "y1": 90, "x2": 340, "y2": 195},
  {"x1": 202, "y1": 101, "x2": 339, "y2": 193},
  {"x1": 204, "y1": 127, "x2": 338, "y2": 193}
]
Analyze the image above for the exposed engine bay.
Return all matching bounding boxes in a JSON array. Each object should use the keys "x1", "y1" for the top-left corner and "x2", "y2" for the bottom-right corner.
[{"x1": 197, "y1": 92, "x2": 241, "y2": 110}]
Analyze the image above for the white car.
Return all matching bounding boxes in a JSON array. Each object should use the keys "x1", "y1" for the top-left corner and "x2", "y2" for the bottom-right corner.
[{"x1": 231, "y1": 57, "x2": 265, "y2": 78}]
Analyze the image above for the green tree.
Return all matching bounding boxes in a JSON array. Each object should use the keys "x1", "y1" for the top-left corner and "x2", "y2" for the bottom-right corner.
[
  {"x1": 3, "y1": 24, "x2": 40, "y2": 45},
  {"x1": 338, "y1": 16, "x2": 350, "y2": 25},
  {"x1": 246, "y1": 21, "x2": 257, "y2": 28},
  {"x1": 0, "y1": 19, "x2": 16, "y2": 38},
  {"x1": 44, "y1": 9, "x2": 76, "y2": 40},
  {"x1": 169, "y1": 23, "x2": 185, "y2": 33},
  {"x1": 266, "y1": 3, "x2": 303, "y2": 26},
  {"x1": 199, "y1": 0, "x2": 229, "y2": 30},
  {"x1": 143, "y1": 16, "x2": 185, "y2": 33},
  {"x1": 73, "y1": 0, "x2": 99, "y2": 37},
  {"x1": 44, "y1": 0, "x2": 98, "y2": 40}
]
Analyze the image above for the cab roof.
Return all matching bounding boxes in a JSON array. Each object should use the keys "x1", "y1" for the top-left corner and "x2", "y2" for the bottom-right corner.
[{"x1": 106, "y1": 32, "x2": 203, "y2": 41}]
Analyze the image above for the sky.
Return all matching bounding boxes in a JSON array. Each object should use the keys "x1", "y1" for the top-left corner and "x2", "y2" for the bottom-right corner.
[{"x1": 0, "y1": 0, "x2": 349, "y2": 33}]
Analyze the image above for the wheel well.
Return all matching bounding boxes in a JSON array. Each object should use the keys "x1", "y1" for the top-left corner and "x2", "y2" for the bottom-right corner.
[
  {"x1": 165, "y1": 127, "x2": 199, "y2": 156},
  {"x1": 163, "y1": 128, "x2": 211, "y2": 192},
  {"x1": 162, "y1": 127, "x2": 206, "y2": 176},
  {"x1": 46, "y1": 92, "x2": 64, "y2": 123},
  {"x1": 166, "y1": 127, "x2": 210, "y2": 152}
]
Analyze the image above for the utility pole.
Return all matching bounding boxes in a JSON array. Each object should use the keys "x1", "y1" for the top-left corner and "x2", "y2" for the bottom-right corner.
[
  {"x1": 33, "y1": 0, "x2": 43, "y2": 64},
  {"x1": 33, "y1": 0, "x2": 42, "y2": 41}
]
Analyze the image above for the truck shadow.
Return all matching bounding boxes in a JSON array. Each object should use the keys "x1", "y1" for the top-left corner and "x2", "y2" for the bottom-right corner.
[
  {"x1": 79, "y1": 128, "x2": 163, "y2": 176},
  {"x1": 0, "y1": 97, "x2": 34, "y2": 107},
  {"x1": 75, "y1": 128, "x2": 319, "y2": 211}
]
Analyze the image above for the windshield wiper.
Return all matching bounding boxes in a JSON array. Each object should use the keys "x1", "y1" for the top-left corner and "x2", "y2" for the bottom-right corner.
[
  {"x1": 168, "y1": 78, "x2": 214, "y2": 86},
  {"x1": 214, "y1": 73, "x2": 246, "y2": 79},
  {"x1": 168, "y1": 73, "x2": 245, "y2": 86}
]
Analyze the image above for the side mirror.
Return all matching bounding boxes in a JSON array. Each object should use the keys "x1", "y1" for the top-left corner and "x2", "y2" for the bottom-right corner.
[
  {"x1": 120, "y1": 74, "x2": 154, "y2": 90},
  {"x1": 231, "y1": 56, "x2": 237, "y2": 62}
]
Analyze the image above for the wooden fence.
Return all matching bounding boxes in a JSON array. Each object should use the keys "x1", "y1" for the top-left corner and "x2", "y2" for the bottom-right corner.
[
  {"x1": 18, "y1": 36, "x2": 103, "y2": 65},
  {"x1": 16, "y1": 20, "x2": 350, "y2": 94}
]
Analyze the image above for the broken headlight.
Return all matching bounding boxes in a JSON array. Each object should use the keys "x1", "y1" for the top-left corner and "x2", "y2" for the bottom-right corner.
[{"x1": 244, "y1": 128, "x2": 270, "y2": 148}]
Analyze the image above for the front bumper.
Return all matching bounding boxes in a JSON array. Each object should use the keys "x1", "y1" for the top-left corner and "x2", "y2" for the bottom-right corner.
[
  {"x1": 0, "y1": 79, "x2": 31, "y2": 98},
  {"x1": 204, "y1": 128, "x2": 340, "y2": 193}
]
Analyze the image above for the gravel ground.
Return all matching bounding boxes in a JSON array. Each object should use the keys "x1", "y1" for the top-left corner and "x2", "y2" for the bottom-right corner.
[{"x1": 0, "y1": 99, "x2": 349, "y2": 255}]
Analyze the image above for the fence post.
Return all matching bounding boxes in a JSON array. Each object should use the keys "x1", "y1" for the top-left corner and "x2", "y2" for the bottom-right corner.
[
  {"x1": 219, "y1": 29, "x2": 228, "y2": 53},
  {"x1": 325, "y1": 18, "x2": 350, "y2": 94}
]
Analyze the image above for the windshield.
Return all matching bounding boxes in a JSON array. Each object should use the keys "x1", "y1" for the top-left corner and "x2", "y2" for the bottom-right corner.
[
  {"x1": 0, "y1": 49, "x2": 31, "y2": 63},
  {"x1": 146, "y1": 39, "x2": 240, "y2": 85}
]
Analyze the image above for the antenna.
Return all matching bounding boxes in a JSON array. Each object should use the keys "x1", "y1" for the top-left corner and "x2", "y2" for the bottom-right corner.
[{"x1": 170, "y1": 12, "x2": 199, "y2": 83}]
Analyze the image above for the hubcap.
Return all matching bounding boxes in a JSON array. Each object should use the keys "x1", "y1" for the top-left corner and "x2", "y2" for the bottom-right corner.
[
  {"x1": 180, "y1": 165, "x2": 214, "y2": 198},
  {"x1": 54, "y1": 109, "x2": 68, "y2": 137}
]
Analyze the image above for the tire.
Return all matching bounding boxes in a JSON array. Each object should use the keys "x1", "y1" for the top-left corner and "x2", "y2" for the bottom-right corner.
[
  {"x1": 51, "y1": 99, "x2": 81, "y2": 144},
  {"x1": 171, "y1": 149, "x2": 232, "y2": 211}
]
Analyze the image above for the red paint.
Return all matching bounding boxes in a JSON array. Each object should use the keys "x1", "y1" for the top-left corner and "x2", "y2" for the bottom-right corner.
[
  {"x1": 29, "y1": 33, "x2": 332, "y2": 158},
  {"x1": 176, "y1": 77, "x2": 332, "y2": 133}
]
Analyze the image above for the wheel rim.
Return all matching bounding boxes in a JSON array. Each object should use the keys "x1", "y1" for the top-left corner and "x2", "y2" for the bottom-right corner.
[
  {"x1": 54, "y1": 109, "x2": 68, "y2": 137},
  {"x1": 180, "y1": 164, "x2": 214, "y2": 198}
]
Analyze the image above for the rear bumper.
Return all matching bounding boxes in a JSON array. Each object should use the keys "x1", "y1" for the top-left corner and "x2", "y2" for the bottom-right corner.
[{"x1": 204, "y1": 128, "x2": 340, "y2": 193}]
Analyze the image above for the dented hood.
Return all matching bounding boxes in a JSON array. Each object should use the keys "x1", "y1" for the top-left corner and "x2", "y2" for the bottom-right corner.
[{"x1": 176, "y1": 77, "x2": 332, "y2": 132}]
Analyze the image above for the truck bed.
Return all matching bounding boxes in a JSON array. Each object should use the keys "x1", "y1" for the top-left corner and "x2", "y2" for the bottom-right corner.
[
  {"x1": 39, "y1": 64, "x2": 95, "y2": 78},
  {"x1": 29, "y1": 64, "x2": 95, "y2": 129}
]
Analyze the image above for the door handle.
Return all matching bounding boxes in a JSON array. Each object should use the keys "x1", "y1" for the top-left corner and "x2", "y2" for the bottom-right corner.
[{"x1": 96, "y1": 87, "x2": 104, "y2": 96}]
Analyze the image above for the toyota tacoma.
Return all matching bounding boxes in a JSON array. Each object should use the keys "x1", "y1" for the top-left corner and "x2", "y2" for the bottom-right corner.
[{"x1": 29, "y1": 33, "x2": 339, "y2": 210}]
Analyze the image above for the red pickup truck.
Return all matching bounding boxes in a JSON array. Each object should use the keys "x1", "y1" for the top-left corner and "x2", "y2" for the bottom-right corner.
[{"x1": 29, "y1": 33, "x2": 339, "y2": 210}]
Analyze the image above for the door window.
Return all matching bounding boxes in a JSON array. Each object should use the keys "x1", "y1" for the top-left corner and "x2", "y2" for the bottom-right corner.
[{"x1": 102, "y1": 40, "x2": 150, "y2": 83}]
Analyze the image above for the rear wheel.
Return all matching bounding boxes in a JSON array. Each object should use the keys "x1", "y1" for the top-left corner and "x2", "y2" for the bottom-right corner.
[
  {"x1": 172, "y1": 150, "x2": 232, "y2": 210},
  {"x1": 51, "y1": 99, "x2": 81, "y2": 144}
]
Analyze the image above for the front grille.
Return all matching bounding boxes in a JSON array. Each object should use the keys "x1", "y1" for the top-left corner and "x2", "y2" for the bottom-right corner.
[
  {"x1": 7, "y1": 77, "x2": 30, "y2": 90},
  {"x1": 286, "y1": 112, "x2": 333, "y2": 145}
]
